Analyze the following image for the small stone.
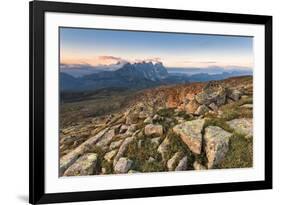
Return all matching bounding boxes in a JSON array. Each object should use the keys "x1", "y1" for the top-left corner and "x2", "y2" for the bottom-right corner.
[
  {"x1": 109, "y1": 139, "x2": 124, "y2": 150},
  {"x1": 193, "y1": 161, "x2": 207, "y2": 170},
  {"x1": 104, "y1": 150, "x2": 117, "y2": 162},
  {"x1": 147, "y1": 157, "x2": 156, "y2": 163},
  {"x1": 227, "y1": 89, "x2": 241, "y2": 101},
  {"x1": 144, "y1": 116, "x2": 153, "y2": 124},
  {"x1": 209, "y1": 103, "x2": 218, "y2": 111},
  {"x1": 167, "y1": 152, "x2": 182, "y2": 171},
  {"x1": 175, "y1": 156, "x2": 188, "y2": 171},
  {"x1": 144, "y1": 124, "x2": 163, "y2": 136},
  {"x1": 114, "y1": 158, "x2": 133, "y2": 174},
  {"x1": 194, "y1": 104, "x2": 210, "y2": 115},
  {"x1": 119, "y1": 125, "x2": 129, "y2": 134},
  {"x1": 240, "y1": 104, "x2": 253, "y2": 109}
]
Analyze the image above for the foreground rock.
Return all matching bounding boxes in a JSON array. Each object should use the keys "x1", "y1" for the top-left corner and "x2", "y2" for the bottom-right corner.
[
  {"x1": 173, "y1": 119, "x2": 205, "y2": 154},
  {"x1": 114, "y1": 157, "x2": 133, "y2": 174},
  {"x1": 59, "y1": 128, "x2": 109, "y2": 175},
  {"x1": 193, "y1": 161, "x2": 207, "y2": 170},
  {"x1": 175, "y1": 156, "x2": 188, "y2": 171},
  {"x1": 64, "y1": 153, "x2": 98, "y2": 176},
  {"x1": 144, "y1": 124, "x2": 163, "y2": 136},
  {"x1": 157, "y1": 137, "x2": 170, "y2": 160},
  {"x1": 195, "y1": 82, "x2": 226, "y2": 106},
  {"x1": 204, "y1": 126, "x2": 232, "y2": 168},
  {"x1": 227, "y1": 89, "x2": 241, "y2": 101},
  {"x1": 194, "y1": 104, "x2": 210, "y2": 115},
  {"x1": 113, "y1": 136, "x2": 135, "y2": 166},
  {"x1": 167, "y1": 152, "x2": 182, "y2": 171},
  {"x1": 227, "y1": 118, "x2": 253, "y2": 138}
]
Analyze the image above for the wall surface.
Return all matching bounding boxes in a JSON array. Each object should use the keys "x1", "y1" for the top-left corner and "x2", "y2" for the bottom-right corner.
[{"x1": 0, "y1": 0, "x2": 279, "y2": 204}]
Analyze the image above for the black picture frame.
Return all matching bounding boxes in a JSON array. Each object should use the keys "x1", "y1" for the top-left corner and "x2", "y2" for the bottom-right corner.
[{"x1": 29, "y1": 1, "x2": 272, "y2": 204}]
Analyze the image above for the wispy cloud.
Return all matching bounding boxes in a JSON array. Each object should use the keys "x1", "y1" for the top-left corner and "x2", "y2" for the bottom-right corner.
[{"x1": 183, "y1": 60, "x2": 217, "y2": 64}]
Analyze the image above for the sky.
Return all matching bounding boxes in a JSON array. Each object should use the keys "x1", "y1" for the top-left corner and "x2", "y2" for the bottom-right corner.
[{"x1": 60, "y1": 27, "x2": 253, "y2": 69}]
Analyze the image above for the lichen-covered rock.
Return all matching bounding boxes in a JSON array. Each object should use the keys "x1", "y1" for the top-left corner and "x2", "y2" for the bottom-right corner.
[
  {"x1": 113, "y1": 136, "x2": 135, "y2": 166},
  {"x1": 114, "y1": 157, "x2": 133, "y2": 174},
  {"x1": 240, "y1": 104, "x2": 253, "y2": 109},
  {"x1": 185, "y1": 99, "x2": 200, "y2": 113},
  {"x1": 204, "y1": 126, "x2": 232, "y2": 168},
  {"x1": 167, "y1": 152, "x2": 182, "y2": 171},
  {"x1": 175, "y1": 156, "x2": 188, "y2": 171},
  {"x1": 227, "y1": 118, "x2": 253, "y2": 138},
  {"x1": 96, "y1": 129, "x2": 116, "y2": 148},
  {"x1": 109, "y1": 139, "x2": 123, "y2": 150},
  {"x1": 144, "y1": 124, "x2": 163, "y2": 136},
  {"x1": 63, "y1": 153, "x2": 98, "y2": 176},
  {"x1": 143, "y1": 116, "x2": 153, "y2": 124},
  {"x1": 104, "y1": 150, "x2": 117, "y2": 162},
  {"x1": 195, "y1": 82, "x2": 226, "y2": 105},
  {"x1": 119, "y1": 125, "x2": 129, "y2": 134},
  {"x1": 194, "y1": 104, "x2": 210, "y2": 115},
  {"x1": 227, "y1": 89, "x2": 241, "y2": 101},
  {"x1": 173, "y1": 119, "x2": 205, "y2": 154},
  {"x1": 209, "y1": 102, "x2": 218, "y2": 111},
  {"x1": 193, "y1": 161, "x2": 207, "y2": 170},
  {"x1": 59, "y1": 128, "x2": 109, "y2": 176}
]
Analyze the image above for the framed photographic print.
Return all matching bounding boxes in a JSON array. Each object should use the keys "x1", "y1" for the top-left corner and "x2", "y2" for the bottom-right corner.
[{"x1": 29, "y1": 0, "x2": 272, "y2": 204}]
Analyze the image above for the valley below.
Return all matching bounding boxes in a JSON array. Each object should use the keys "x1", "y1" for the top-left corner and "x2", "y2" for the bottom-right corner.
[{"x1": 59, "y1": 75, "x2": 253, "y2": 176}]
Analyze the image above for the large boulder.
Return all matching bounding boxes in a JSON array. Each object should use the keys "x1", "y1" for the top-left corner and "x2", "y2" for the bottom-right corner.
[
  {"x1": 173, "y1": 119, "x2": 205, "y2": 154},
  {"x1": 63, "y1": 153, "x2": 98, "y2": 176},
  {"x1": 59, "y1": 128, "x2": 109, "y2": 176},
  {"x1": 114, "y1": 157, "x2": 133, "y2": 174},
  {"x1": 144, "y1": 124, "x2": 163, "y2": 136},
  {"x1": 113, "y1": 136, "x2": 135, "y2": 166},
  {"x1": 195, "y1": 82, "x2": 226, "y2": 105},
  {"x1": 175, "y1": 156, "x2": 188, "y2": 171},
  {"x1": 204, "y1": 126, "x2": 232, "y2": 168},
  {"x1": 96, "y1": 129, "x2": 116, "y2": 148},
  {"x1": 226, "y1": 118, "x2": 253, "y2": 138}
]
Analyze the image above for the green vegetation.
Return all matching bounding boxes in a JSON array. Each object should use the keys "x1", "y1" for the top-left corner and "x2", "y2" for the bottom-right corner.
[
  {"x1": 164, "y1": 130, "x2": 194, "y2": 170},
  {"x1": 124, "y1": 137, "x2": 165, "y2": 172},
  {"x1": 218, "y1": 134, "x2": 253, "y2": 168}
]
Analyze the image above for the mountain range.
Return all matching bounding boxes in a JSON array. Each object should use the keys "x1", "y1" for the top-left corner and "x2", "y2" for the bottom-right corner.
[{"x1": 60, "y1": 61, "x2": 252, "y2": 91}]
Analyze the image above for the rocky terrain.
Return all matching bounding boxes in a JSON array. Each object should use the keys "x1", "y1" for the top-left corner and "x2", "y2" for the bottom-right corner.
[{"x1": 59, "y1": 76, "x2": 253, "y2": 176}]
